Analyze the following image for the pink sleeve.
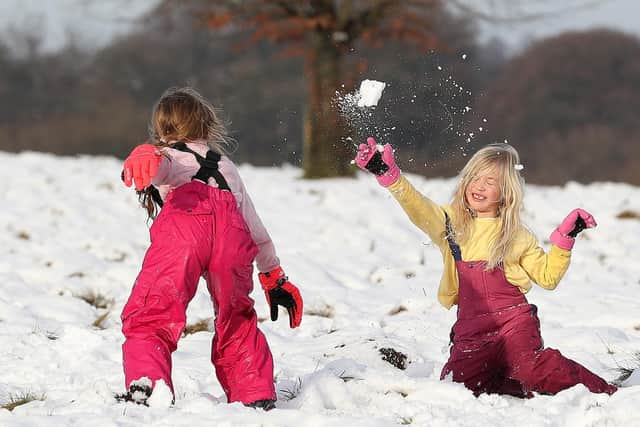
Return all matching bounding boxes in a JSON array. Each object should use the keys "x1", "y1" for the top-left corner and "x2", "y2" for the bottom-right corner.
[
  {"x1": 152, "y1": 154, "x2": 171, "y2": 185},
  {"x1": 219, "y1": 157, "x2": 280, "y2": 273},
  {"x1": 151, "y1": 146, "x2": 202, "y2": 200}
]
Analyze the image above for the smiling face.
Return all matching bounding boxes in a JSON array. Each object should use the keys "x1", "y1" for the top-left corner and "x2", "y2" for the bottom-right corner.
[{"x1": 465, "y1": 168, "x2": 502, "y2": 218}]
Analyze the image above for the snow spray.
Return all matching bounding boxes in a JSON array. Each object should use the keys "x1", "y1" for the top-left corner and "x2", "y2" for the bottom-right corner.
[
  {"x1": 335, "y1": 55, "x2": 485, "y2": 168},
  {"x1": 335, "y1": 79, "x2": 390, "y2": 153}
]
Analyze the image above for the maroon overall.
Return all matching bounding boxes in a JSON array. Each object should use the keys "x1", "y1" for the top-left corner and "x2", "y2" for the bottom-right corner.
[{"x1": 439, "y1": 216, "x2": 616, "y2": 397}]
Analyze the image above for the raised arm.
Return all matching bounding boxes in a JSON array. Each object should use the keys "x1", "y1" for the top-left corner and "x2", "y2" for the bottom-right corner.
[
  {"x1": 122, "y1": 143, "x2": 163, "y2": 190},
  {"x1": 387, "y1": 176, "x2": 447, "y2": 246}
]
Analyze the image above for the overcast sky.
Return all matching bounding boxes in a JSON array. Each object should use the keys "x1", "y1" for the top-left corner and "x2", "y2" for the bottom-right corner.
[
  {"x1": 474, "y1": 0, "x2": 640, "y2": 48},
  {"x1": 0, "y1": 0, "x2": 159, "y2": 52},
  {"x1": 0, "y1": 0, "x2": 638, "y2": 54}
]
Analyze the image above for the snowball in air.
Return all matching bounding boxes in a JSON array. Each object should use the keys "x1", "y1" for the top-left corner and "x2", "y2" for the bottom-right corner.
[{"x1": 357, "y1": 79, "x2": 386, "y2": 107}]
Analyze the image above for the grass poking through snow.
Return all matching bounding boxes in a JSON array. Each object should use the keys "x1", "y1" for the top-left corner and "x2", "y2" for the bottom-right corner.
[{"x1": 1, "y1": 392, "x2": 46, "y2": 411}]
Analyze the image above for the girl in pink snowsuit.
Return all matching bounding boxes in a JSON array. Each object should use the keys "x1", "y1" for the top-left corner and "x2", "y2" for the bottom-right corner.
[
  {"x1": 355, "y1": 138, "x2": 617, "y2": 397},
  {"x1": 119, "y1": 87, "x2": 303, "y2": 409}
]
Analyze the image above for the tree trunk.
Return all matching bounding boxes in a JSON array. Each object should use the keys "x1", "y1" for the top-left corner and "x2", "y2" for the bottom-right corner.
[{"x1": 302, "y1": 31, "x2": 353, "y2": 178}]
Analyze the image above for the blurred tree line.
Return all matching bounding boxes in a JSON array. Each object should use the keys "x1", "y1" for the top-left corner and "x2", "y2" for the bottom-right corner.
[{"x1": 0, "y1": 2, "x2": 638, "y2": 184}]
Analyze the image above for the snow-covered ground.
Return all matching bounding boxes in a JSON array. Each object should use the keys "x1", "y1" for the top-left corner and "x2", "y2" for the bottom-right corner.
[{"x1": 1, "y1": 151, "x2": 639, "y2": 426}]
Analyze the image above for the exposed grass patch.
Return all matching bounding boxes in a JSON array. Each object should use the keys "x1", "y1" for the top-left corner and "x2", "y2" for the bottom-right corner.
[
  {"x1": 617, "y1": 210, "x2": 640, "y2": 220},
  {"x1": 614, "y1": 367, "x2": 635, "y2": 386},
  {"x1": 183, "y1": 318, "x2": 212, "y2": 336},
  {"x1": 336, "y1": 370, "x2": 361, "y2": 383},
  {"x1": 613, "y1": 351, "x2": 640, "y2": 386},
  {"x1": 304, "y1": 303, "x2": 335, "y2": 318},
  {"x1": 72, "y1": 290, "x2": 114, "y2": 328},
  {"x1": 92, "y1": 311, "x2": 111, "y2": 329},
  {"x1": 597, "y1": 333, "x2": 615, "y2": 355},
  {"x1": 16, "y1": 230, "x2": 30, "y2": 240},
  {"x1": 67, "y1": 271, "x2": 85, "y2": 278},
  {"x1": 389, "y1": 305, "x2": 407, "y2": 316},
  {"x1": 105, "y1": 251, "x2": 127, "y2": 262},
  {"x1": 32, "y1": 325, "x2": 59, "y2": 340},
  {"x1": 75, "y1": 290, "x2": 113, "y2": 310},
  {"x1": 1, "y1": 392, "x2": 46, "y2": 411},
  {"x1": 278, "y1": 377, "x2": 303, "y2": 401},
  {"x1": 45, "y1": 331, "x2": 59, "y2": 340}
]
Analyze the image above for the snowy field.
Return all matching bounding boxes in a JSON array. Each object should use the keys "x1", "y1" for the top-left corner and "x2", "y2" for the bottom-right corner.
[{"x1": 1, "y1": 150, "x2": 639, "y2": 426}]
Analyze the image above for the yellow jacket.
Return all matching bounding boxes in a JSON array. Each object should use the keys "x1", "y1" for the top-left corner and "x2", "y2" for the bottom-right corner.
[{"x1": 387, "y1": 176, "x2": 572, "y2": 309}]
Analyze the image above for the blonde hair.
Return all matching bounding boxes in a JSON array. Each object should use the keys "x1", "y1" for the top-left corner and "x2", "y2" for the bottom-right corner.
[
  {"x1": 149, "y1": 86, "x2": 233, "y2": 153},
  {"x1": 450, "y1": 143, "x2": 525, "y2": 270}
]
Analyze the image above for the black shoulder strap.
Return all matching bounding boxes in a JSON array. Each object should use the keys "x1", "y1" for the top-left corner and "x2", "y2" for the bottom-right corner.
[
  {"x1": 171, "y1": 142, "x2": 230, "y2": 191},
  {"x1": 444, "y1": 211, "x2": 462, "y2": 261}
]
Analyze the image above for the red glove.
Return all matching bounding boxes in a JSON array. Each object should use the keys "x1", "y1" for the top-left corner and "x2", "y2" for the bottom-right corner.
[
  {"x1": 258, "y1": 267, "x2": 303, "y2": 328},
  {"x1": 122, "y1": 144, "x2": 162, "y2": 191}
]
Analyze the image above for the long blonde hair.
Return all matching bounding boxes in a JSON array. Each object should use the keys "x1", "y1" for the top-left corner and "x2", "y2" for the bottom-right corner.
[
  {"x1": 138, "y1": 87, "x2": 234, "y2": 219},
  {"x1": 450, "y1": 143, "x2": 525, "y2": 270}
]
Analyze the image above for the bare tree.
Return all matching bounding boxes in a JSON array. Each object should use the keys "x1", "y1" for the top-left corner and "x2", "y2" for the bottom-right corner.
[{"x1": 192, "y1": 1, "x2": 469, "y2": 177}]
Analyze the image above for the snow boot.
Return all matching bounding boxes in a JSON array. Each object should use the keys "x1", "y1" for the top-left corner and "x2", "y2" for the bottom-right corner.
[
  {"x1": 115, "y1": 380, "x2": 153, "y2": 406},
  {"x1": 245, "y1": 399, "x2": 276, "y2": 411}
]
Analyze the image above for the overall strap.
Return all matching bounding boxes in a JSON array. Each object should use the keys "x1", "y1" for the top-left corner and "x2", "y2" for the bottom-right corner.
[
  {"x1": 444, "y1": 211, "x2": 462, "y2": 261},
  {"x1": 172, "y1": 142, "x2": 231, "y2": 191}
]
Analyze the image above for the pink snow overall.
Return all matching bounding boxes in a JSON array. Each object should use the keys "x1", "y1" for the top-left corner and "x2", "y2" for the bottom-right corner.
[
  {"x1": 440, "y1": 215, "x2": 616, "y2": 397},
  {"x1": 121, "y1": 180, "x2": 276, "y2": 404}
]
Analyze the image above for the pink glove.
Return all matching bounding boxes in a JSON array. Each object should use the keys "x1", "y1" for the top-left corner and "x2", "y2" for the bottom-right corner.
[
  {"x1": 122, "y1": 144, "x2": 162, "y2": 191},
  {"x1": 355, "y1": 137, "x2": 401, "y2": 187},
  {"x1": 550, "y1": 208, "x2": 597, "y2": 250}
]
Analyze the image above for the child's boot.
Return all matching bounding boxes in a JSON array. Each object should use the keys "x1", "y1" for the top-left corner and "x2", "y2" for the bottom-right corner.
[
  {"x1": 115, "y1": 378, "x2": 153, "y2": 406},
  {"x1": 245, "y1": 399, "x2": 276, "y2": 411}
]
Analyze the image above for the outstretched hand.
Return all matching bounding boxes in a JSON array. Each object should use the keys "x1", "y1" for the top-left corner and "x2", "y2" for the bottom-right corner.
[
  {"x1": 122, "y1": 144, "x2": 162, "y2": 191},
  {"x1": 354, "y1": 137, "x2": 401, "y2": 187},
  {"x1": 550, "y1": 208, "x2": 597, "y2": 250},
  {"x1": 258, "y1": 267, "x2": 303, "y2": 328}
]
